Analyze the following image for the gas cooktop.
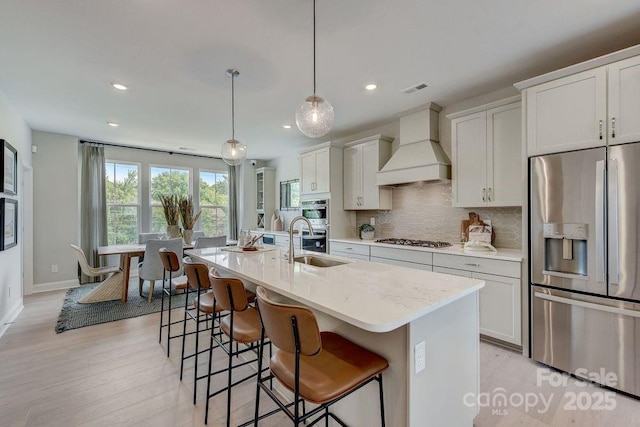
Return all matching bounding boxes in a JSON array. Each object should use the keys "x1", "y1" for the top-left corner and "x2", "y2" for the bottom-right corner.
[{"x1": 375, "y1": 238, "x2": 452, "y2": 248}]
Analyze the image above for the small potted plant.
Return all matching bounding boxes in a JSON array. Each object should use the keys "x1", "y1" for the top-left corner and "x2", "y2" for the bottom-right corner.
[
  {"x1": 159, "y1": 194, "x2": 181, "y2": 238},
  {"x1": 179, "y1": 196, "x2": 202, "y2": 245},
  {"x1": 359, "y1": 223, "x2": 375, "y2": 240}
]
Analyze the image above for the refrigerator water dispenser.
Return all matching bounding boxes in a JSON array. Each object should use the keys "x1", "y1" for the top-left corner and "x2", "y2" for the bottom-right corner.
[{"x1": 543, "y1": 223, "x2": 588, "y2": 277}]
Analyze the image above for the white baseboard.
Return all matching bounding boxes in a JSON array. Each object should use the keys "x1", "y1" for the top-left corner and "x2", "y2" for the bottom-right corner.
[
  {"x1": 0, "y1": 300, "x2": 24, "y2": 339},
  {"x1": 33, "y1": 279, "x2": 80, "y2": 293}
]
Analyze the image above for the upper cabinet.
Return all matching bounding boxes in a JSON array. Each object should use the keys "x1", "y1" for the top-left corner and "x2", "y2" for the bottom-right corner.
[
  {"x1": 449, "y1": 99, "x2": 522, "y2": 207},
  {"x1": 343, "y1": 135, "x2": 393, "y2": 210},
  {"x1": 300, "y1": 146, "x2": 330, "y2": 195},
  {"x1": 519, "y1": 53, "x2": 640, "y2": 156},
  {"x1": 255, "y1": 167, "x2": 275, "y2": 229}
]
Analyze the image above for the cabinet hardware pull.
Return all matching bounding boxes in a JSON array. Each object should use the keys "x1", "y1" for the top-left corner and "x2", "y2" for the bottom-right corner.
[
  {"x1": 487, "y1": 188, "x2": 492, "y2": 202},
  {"x1": 482, "y1": 188, "x2": 486, "y2": 202},
  {"x1": 599, "y1": 120, "x2": 603, "y2": 140},
  {"x1": 463, "y1": 262, "x2": 479, "y2": 267},
  {"x1": 346, "y1": 247, "x2": 353, "y2": 250},
  {"x1": 611, "y1": 117, "x2": 616, "y2": 138}
]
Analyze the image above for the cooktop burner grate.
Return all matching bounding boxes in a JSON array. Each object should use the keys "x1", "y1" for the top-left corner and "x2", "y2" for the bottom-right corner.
[{"x1": 375, "y1": 238, "x2": 452, "y2": 248}]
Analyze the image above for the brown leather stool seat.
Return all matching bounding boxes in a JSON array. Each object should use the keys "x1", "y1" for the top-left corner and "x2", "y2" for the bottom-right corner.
[
  {"x1": 270, "y1": 331, "x2": 388, "y2": 404},
  {"x1": 181, "y1": 258, "x2": 224, "y2": 405},
  {"x1": 204, "y1": 274, "x2": 270, "y2": 426},
  {"x1": 248, "y1": 286, "x2": 389, "y2": 427},
  {"x1": 158, "y1": 248, "x2": 188, "y2": 357}
]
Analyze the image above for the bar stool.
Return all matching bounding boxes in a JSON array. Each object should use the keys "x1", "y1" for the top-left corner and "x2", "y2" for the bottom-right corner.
[
  {"x1": 209, "y1": 267, "x2": 257, "y2": 305},
  {"x1": 250, "y1": 286, "x2": 389, "y2": 426},
  {"x1": 158, "y1": 248, "x2": 187, "y2": 357},
  {"x1": 205, "y1": 273, "x2": 269, "y2": 426},
  {"x1": 181, "y1": 258, "x2": 224, "y2": 405}
]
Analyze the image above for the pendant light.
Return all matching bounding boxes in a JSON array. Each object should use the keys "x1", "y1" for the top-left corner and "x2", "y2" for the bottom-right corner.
[
  {"x1": 295, "y1": 0, "x2": 334, "y2": 138},
  {"x1": 221, "y1": 69, "x2": 247, "y2": 166}
]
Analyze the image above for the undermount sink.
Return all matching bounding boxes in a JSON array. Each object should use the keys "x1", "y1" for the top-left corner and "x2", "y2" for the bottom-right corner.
[{"x1": 294, "y1": 255, "x2": 348, "y2": 268}]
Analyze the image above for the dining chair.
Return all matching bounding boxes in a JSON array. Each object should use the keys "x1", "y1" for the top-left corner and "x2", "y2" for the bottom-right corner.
[
  {"x1": 138, "y1": 238, "x2": 183, "y2": 303},
  {"x1": 194, "y1": 235, "x2": 227, "y2": 249},
  {"x1": 192, "y1": 230, "x2": 205, "y2": 240},
  {"x1": 138, "y1": 232, "x2": 163, "y2": 263},
  {"x1": 70, "y1": 244, "x2": 120, "y2": 283}
]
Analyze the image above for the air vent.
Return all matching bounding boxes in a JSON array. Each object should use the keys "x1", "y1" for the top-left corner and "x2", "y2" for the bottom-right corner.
[{"x1": 402, "y1": 82, "x2": 429, "y2": 94}]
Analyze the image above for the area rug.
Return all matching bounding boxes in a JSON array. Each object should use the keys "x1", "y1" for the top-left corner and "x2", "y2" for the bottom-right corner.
[{"x1": 55, "y1": 281, "x2": 195, "y2": 333}]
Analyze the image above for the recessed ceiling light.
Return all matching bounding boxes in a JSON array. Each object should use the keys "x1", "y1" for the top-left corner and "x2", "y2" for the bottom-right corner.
[
  {"x1": 365, "y1": 83, "x2": 377, "y2": 91},
  {"x1": 111, "y1": 82, "x2": 129, "y2": 91},
  {"x1": 282, "y1": 125, "x2": 292, "y2": 129},
  {"x1": 107, "y1": 122, "x2": 119, "y2": 127}
]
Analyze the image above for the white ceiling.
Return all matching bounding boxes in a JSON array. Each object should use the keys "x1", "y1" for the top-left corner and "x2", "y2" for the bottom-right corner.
[{"x1": 1, "y1": 0, "x2": 639, "y2": 160}]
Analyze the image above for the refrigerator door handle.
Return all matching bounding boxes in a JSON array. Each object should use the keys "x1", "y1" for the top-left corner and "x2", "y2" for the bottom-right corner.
[
  {"x1": 535, "y1": 292, "x2": 640, "y2": 318},
  {"x1": 595, "y1": 160, "x2": 606, "y2": 283},
  {"x1": 610, "y1": 158, "x2": 620, "y2": 285}
]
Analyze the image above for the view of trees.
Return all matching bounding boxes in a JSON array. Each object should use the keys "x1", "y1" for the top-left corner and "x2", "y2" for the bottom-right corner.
[{"x1": 105, "y1": 163, "x2": 229, "y2": 245}]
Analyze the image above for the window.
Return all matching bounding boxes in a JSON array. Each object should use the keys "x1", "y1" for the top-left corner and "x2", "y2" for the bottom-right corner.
[
  {"x1": 105, "y1": 162, "x2": 140, "y2": 245},
  {"x1": 199, "y1": 170, "x2": 229, "y2": 236},
  {"x1": 150, "y1": 166, "x2": 191, "y2": 233},
  {"x1": 280, "y1": 179, "x2": 300, "y2": 210}
]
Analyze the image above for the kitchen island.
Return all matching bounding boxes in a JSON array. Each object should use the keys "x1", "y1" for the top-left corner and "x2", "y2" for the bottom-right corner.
[{"x1": 187, "y1": 245, "x2": 485, "y2": 426}]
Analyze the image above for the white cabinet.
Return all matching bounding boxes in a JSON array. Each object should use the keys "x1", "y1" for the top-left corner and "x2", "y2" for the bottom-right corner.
[
  {"x1": 275, "y1": 234, "x2": 300, "y2": 250},
  {"x1": 608, "y1": 55, "x2": 640, "y2": 145},
  {"x1": 255, "y1": 167, "x2": 275, "y2": 229},
  {"x1": 450, "y1": 99, "x2": 522, "y2": 207},
  {"x1": 433, "y1": 253, "x2": 521, "y2": 346},
  {"x1": 523, "y1": 55, "x2": 640, "y2": 155},
  {"x1": 300, "y1": 147, "x2": 330, "y2": 195},
  {"x1": 370, "y1": 246, "x2": 432, "y2": 271},
  {"x1": 330, "y1": 241, "x2": 370, "y2": 260},
  {"x1": 343, "y1": 135, "x2": 392, "y2": 210}
]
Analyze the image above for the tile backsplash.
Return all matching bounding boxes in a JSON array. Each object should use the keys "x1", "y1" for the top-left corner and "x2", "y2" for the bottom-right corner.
[{"x1": 356, "y1": 181, "x2": 522, "y2": 249}]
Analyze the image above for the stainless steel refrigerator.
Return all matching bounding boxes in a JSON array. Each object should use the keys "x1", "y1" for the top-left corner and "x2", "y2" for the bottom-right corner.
[{"x1": 530, "y1": 144, "x2": 640, "y2": 397}]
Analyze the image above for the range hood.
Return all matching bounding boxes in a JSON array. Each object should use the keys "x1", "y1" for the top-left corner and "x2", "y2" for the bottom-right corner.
[{"x1": 377, "y1": 103, "x2": 450, "y2": 186}]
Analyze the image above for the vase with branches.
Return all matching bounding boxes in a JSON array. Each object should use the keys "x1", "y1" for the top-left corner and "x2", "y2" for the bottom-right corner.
[
  {"x1": 159, "y1": 194, "x2": 181, "y2": 238},
  {"x1": 179, "y1": 196, "x2": 202, "y2": 244}
]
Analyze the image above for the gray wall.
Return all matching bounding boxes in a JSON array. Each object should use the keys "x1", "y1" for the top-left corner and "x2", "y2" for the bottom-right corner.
[
  {"x1": 32, "y1": 131, "x2": 79, "y2": 290},
  {"x1": 0, "y1": 88, "x2": 32, "y2": 331}
]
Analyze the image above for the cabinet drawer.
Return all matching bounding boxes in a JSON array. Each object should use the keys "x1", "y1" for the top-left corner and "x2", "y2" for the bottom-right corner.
[
  {"x1": 275, "y1": 235, "x2": 300, "y2": 248},
  {"x1": 433, "y1": 253, "x2": 520, "y2": 278},
  {"x1": 331, "y1": 251, "x2": 369, "y2": 261},
  {"x1": 330, "y1": 241, "x2": 370, "y2": 257},
  {"x1": 371, "y1": 256, "x2": 432, "y2": 271},
  {"x1": 370, "y1": 246, "x2": 433, "y2": 265},
  {"x1": 433, "y1": 266, "x2": 473, "y2": 278}
]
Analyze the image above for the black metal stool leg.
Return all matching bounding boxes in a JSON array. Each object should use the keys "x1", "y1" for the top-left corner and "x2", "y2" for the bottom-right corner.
[{"x1": 378, "y1": 374, "x2": 386, "y2": 427}]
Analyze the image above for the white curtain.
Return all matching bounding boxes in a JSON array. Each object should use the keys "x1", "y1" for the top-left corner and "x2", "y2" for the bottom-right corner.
[
  {"x1": 80, "y1": 143, "x2": 107, "y2": 283},
  {"x1": 228, "y1": 164, "x2": 239, "y2": 240}
]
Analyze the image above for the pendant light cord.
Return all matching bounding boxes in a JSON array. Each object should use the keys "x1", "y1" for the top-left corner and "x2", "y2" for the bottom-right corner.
[
  {"x1": 231, "y1": 72, "x2": 235, "y2": 140},
  {"x1": 313, "y1": 0, "x2": 316, "y2": 96}
]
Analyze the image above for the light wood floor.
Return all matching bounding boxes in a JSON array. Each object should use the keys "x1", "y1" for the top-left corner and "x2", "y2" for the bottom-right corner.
[{"x1": 1, "y1": 290, "x2": 639, "y2": 427}]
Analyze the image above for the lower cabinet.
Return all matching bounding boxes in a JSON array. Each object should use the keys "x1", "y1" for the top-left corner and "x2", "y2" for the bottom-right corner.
[
  {"x1": 330, "y1": 241, "x2": 370, "y2": 260},
  {"x1": 370, "y1": 246, "x2": 433, "y2": 271},
  {"x1": 274, "y1": 234, "x2": 300, "y2": 251},
  {"x1": 433, "y1": 254, "x2": 522, "y2": 346}
]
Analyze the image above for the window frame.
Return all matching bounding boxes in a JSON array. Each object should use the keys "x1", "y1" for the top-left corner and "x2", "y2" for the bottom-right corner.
[
  {"x1": 105, "y1": 160, "x2": 141, "y2": 245},
  {"x1": 148, "y1": 164, "x2": 193, "y2": 232},
  {"x1": 198, "y1": 168, "x2": 230, "y2": 236}
]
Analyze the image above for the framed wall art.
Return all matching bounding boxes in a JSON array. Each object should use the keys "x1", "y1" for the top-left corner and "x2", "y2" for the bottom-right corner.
[
  {"x1": 0, "y1": 198, "x2": 18, "y2": 250},
  {"x1": 2, "y1": 140, "x2": 17, "y2": 195}
]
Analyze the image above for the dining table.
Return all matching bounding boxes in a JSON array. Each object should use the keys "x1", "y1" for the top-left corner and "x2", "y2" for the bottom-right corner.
[{"x1": 97, "y1": 244, "x2": 147, "y2": 302}]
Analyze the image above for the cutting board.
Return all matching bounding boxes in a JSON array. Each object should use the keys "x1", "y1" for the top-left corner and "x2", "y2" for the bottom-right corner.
[{"x1": 460, "y1": 212, "x2": 495, "y2": 243}]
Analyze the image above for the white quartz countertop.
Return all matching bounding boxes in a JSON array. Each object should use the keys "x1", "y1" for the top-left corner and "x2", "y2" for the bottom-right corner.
[
  {"x1": 186, "y1": 246, "x2": 484, "y2": 333},
  {"x1": 330, "y1": 238, "x2": 523, "y2": 262}
]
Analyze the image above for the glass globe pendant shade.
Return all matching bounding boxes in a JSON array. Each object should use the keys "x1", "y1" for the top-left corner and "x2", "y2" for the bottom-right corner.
[
  {"x1": 295, "y1": 95, "x2": 334, "y2": 138},
  {"x1": 221, "y1": 139, "x2": 247, "y2": 166}
]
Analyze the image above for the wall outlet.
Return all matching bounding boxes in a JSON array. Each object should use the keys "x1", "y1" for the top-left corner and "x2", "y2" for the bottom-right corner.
[
  {"x1": 51, "y1": 264, "x2": 59, "y2": 273},
  {"x1": 415, "y1": 341, "x2": 426, "y2": 374},
  {"x1": 370, "y1": 217, "x2": 376, "y2": 226}
]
